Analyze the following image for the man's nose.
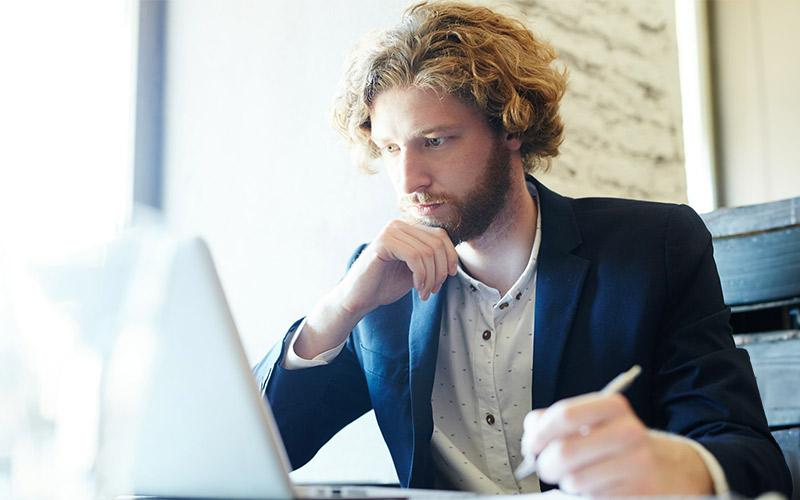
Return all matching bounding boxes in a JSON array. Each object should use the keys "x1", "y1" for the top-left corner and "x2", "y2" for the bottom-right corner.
[{"x1": 398, "y1": 149, "x2": 432, "y2": 194}]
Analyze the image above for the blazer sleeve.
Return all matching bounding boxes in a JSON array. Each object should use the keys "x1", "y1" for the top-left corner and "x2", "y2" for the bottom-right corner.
[
  {"x1": 653, "y1": 204, "x2": 792, "y2": 497},
  {"x1": 251, "y1": 246, "x2": 373, "y2": 471}
]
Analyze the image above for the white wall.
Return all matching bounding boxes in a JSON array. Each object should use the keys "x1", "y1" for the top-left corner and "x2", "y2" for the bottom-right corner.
[
  {"x1": 160, "y1": 0, "x2": 688, "y2": 484},
  {"x1": 161, "y1": 0, "x2": 408, "y2": 484},
  {"x1": 711, "y1": 0, "x2": 800, "y2": 207},
  {"x1": 486, "y1": 0, "x2": 688, "y2": 203}
]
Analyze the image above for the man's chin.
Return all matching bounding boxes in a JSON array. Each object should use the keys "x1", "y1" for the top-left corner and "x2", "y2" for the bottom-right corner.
[
  {"x1": 424, "y1": 220, "x2": 463, "y2": 245},
  {"x1": 417, "y1": 215, "x2": 451, "y2": 231},
  {"x1": 401, "y1": 210, "x2": 444, "y2": 227}
]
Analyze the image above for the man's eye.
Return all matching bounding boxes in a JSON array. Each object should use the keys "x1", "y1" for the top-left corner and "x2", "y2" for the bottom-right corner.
[
  {"x1": 425, "y1": 137, "x2": 445, "y2": 148},
  {"x1": 383, "y1": 144, "x2": 400, "y2": 154}
]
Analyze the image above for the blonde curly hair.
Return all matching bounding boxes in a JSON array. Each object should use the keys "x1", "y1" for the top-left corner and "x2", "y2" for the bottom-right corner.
[{"x1": 332, "y1": 0, "x2": 567, "y2": 173}]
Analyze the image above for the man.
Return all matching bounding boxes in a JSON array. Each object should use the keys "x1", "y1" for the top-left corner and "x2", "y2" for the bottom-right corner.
[{"x1": 253, "y1": 1, "x2": 792, "y2": 497}]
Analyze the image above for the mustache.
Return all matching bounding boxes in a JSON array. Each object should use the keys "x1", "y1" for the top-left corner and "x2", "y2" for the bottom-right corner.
[{"x1": 399, "y1": 192, "x2": 452, "y2": 209}]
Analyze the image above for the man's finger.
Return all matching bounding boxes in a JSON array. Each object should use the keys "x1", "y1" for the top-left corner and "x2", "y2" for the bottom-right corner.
[
  {"x1": 395, "y1": 224, "x2": 456, "y2": 294},
  {"x1": 400, "y1": 227, "x2": 450, "y2": 294},
  {"x1": 390, "y1": 230, "x2": 439, "y2": 298},
  {"x1": 520, "y1": 410, "x2": 544, "y2": 453},
  {"x1": 523, "y1": 392, "x2": 631, "y2": 455},
  {"x1": 383, "y1": 234, "x2": 429, "y2": 293},
  {"x1": 534, "y1": 412, "x2": 647, "y2": 483},
  {"x1": 400, "y1": 223, "x2": 458, "y2": 280},
  {"x1": 415, "y1": 225, "x2": 458, "y2": 276},
  {"x1": 557, "y1": 449, "x2": 633, "y2": 495}
]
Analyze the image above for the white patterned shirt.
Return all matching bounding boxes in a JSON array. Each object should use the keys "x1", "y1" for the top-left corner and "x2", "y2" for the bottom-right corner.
[{"x1": 428, "y1": 184, "x2": 542, "y2": 493}]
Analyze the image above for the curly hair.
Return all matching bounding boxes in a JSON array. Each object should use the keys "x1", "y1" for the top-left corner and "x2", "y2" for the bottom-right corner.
[{"x1": 332, "y1": 0, "x2": 567, "y2": 173}]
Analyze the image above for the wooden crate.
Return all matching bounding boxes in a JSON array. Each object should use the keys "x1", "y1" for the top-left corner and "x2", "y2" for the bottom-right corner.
[
  {"x1": 735, "y1": 330, "x2": 800, "y2": 428},
  {"x1": 772, "y1": 428, "x2": 800, "y2": 500},
  {"x1": 702, "y1": 196, "x2": 800, "y2": 306},
  {"x1": 705, "y1": 197, "x2": 800, "y2": 497}
]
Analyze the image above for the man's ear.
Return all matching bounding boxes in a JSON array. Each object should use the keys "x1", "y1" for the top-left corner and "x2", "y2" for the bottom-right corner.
[{"x1": 504, "y1": 132, "x2": 522, "y2": 152}]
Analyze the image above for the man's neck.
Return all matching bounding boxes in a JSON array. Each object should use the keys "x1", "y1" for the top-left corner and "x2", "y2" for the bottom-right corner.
[{"x1": 456, "y1": 174, "x2": 537, "y2": 296}]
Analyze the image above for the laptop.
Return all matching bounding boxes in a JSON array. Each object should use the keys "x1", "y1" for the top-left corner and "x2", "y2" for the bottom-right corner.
[{"x1": 116, "y1": 236, "x2": 474, "y2": 500}]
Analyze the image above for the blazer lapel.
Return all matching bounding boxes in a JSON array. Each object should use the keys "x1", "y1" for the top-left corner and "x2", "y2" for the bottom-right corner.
[
  {"x1": 532, "y1": 179, "x2": 590, "y2": 410},
  {"x1": 406, "y1": 280, "x2": 448, "y2": 487}
]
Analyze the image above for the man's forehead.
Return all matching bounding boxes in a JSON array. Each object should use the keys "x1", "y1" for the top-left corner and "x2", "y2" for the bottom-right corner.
[{"x1": 369, "y1": 87, "x2": 480, "y2": 141}]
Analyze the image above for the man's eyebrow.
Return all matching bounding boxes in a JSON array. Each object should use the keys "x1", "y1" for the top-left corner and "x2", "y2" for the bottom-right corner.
[
  {"x1": 371, "y1": 124, "x2": 463, "y2": 145},
  {"x1": 416, "y1": 124, "x2": 462, "y2": 136}
]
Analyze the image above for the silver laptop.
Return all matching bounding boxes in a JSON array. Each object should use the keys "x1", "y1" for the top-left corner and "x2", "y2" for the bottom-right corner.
[{"x1": 118, "y1": 236, "x2": 472, "y2": 500}]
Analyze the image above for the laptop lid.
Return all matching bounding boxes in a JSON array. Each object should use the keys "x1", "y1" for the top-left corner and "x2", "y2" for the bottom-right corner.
[{"x1": 120, "y1": 236, "x2": 295, "y2": 499}]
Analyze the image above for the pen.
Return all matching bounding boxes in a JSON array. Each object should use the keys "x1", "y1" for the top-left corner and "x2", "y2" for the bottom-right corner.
[{"x1": 513, "y1": 364, "x2": 642, "y2": 481}]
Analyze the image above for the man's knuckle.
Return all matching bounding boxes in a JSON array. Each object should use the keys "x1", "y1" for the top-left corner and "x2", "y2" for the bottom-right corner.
[
  {"x1": 523, "y1": 410, "x2": 539, "y2": 427},
  {"x1": 550, "y1": 400, "x2": 566, "y2": 416},
  {"x1": 560, "y1": 474, "x2": 577, "y2": 493},
  {"x1": 558, "y1": 404, "x2": 580, "y2": 425},
  {"x1": 551, "y1": 440, "x2": 570, "y2": 463},
  {"x1": 537, "y1": 456, "x2": 559, "y2": 483},
  {"x1": 563, "y1": 471, "x2": 586, "y2": 493}
]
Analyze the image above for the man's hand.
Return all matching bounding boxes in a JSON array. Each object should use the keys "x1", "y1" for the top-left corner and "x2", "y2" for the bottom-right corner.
[
  {"x1": 520, "y1": 393, "x2": 714, "y2": 496},
  {"x1": 295, "y1": 219, "x2": 457, "y2": 359},
  {"x1": 339, "y1": 219, "x2": 458, "y2": 313}
]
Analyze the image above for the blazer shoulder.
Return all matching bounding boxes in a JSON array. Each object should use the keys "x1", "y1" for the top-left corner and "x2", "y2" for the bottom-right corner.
[
  {"x1": 570, "y1": 197, "x2": 706, "y2": 233},
  {"x1": 571, "y1": 196, "x2": 681, "y2": 216}
]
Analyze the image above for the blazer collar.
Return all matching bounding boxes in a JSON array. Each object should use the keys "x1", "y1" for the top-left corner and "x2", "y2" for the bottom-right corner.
[
  {"x1": 530, "y1": 176, "x2": 590, "y2": 409},
  {"x1": 407, "y1": 282, "x2": 447, "y2": 487}
]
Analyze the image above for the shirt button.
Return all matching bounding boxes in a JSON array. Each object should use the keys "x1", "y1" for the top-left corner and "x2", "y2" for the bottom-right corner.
[
  {"x1": 499, "y1": 302, "x2": 509, "y2": 310},
  {"x1": 485, "y1": 413, "x2": 495, "y2": 425},
  {"x1": 482, "y1": 330, "x2": 492, "y2": 340}
]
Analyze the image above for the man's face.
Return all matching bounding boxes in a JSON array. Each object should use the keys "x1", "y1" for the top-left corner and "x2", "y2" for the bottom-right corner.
[{"x1": 369, "y1": 87, "x2": 514, "y2": 245}]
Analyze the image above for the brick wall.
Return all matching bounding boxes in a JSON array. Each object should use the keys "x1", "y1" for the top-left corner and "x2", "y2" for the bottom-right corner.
[{"x1": 481, "y1": 0, "x2": 687, "y2": 202}]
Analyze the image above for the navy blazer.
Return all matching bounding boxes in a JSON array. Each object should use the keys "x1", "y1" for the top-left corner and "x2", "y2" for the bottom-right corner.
[{"x1": 254, "y1": 178, "x2": 792, "y2": 497}]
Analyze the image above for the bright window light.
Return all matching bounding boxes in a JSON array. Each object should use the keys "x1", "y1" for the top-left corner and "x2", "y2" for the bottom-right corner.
[
  {"x1": 675, "y1": 0, "x2": 718, "y2": 214},
  {"x1": 0, "y1": 1, "x2": 136, "y2": 264},
  {"x1": 0, "y1": 2, "x2": 137, "y2": 499}
]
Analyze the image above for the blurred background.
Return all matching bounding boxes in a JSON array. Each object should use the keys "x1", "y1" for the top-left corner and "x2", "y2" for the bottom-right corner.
[{"x1": 0, "y1": 0, "x2": 798, "y2": 498}]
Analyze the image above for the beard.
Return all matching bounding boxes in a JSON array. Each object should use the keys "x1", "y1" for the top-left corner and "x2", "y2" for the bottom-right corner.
[{"x1": 400, "y1": 139, "x2": 512, "y2": 245}]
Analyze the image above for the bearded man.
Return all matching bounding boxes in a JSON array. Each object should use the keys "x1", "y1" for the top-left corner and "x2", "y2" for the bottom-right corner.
[{"x1": 253, "y1": 2, "x2": 792, "y2": 497}]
